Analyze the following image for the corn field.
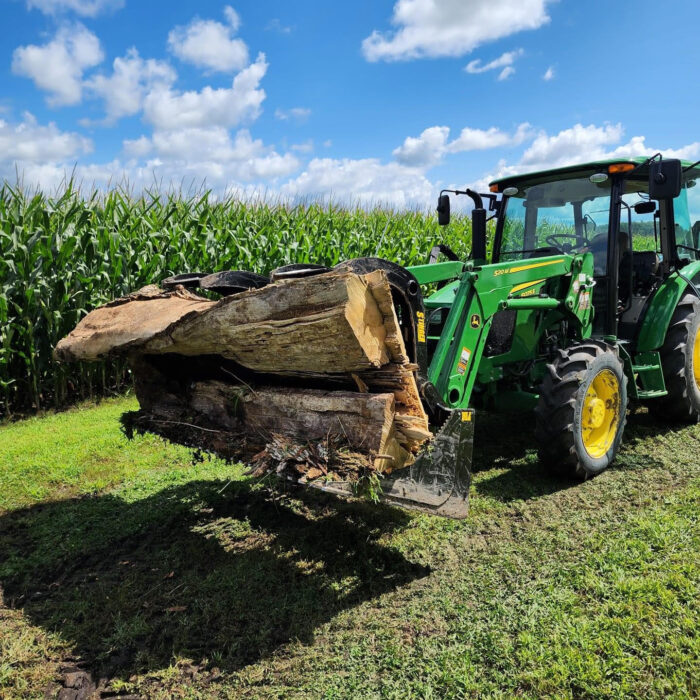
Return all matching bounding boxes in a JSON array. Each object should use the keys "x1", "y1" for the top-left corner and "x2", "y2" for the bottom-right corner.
[{"x1": 0, "y1": 183, "x2": 472, "y2": 418}]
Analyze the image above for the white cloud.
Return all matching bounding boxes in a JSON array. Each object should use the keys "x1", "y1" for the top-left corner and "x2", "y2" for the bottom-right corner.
[
  {"x1": 280, "y1": 157, "x2": 434, "y2": 208},
  {"x1": 478, "y1": 123, "x2": 700, "y2": 188},
  {"x1": 223, "y1": 6, "x2": 242, "y2": 31},
  {"x1": 498, "y1": 66, "x2": 515, "y2": 81},
  {"x1": 607, "y1": 136, "x2": 700, "y2": 162},
  {"x1": 543, "y1": 66, "x2": 555, "y2": 81},
  {"x1": 9, "y1": 116, "x2": 700, "y2": 212},
  {"x1": 0, "y1": 112, "x2": 92, "y2": 162},
  {"x1": 122, "y1": 127, "x2": 300, "y2": 183},
  {"x1": 465, "y1": 48, "x2": 524, "y2": 75},
  {"x1": 12, "y1": 24, "x2": 103, "y2": 106},
  {"x1": 168, "y1": 6, "x2": 249, "y2": 73},
  {"x1": 449, "y1": 123, "x2": 531, "y2": 153},
  {"x1": 520, "y1": 123, "x2": 624, "y2": 168},
  {"x1": 8, "y1": 130, "x2": 299, "y2": 193},
  {"x1": 291, "y1": 140, "x2": 314, "y2": 153},
  {"x1": 143, "y1": 53, "x2": 268, "y2": 130},
  {"x1": 85, "y1": 49, "x2": 176, "y2": 123},
  {"x1": 122, "y1": 135, "x2": 152, "y2": 158},
  {"x1": 266, "y1": 18, "x2": 293, "y2": 34},
  {"x1": 26, "y1": 0, "x2": 123, "y2": 17},
  {"x1": 393, "y1": 123, "x2": 532, "y2": 168},
  {"x1": 274, "y1": 107, "x2": 311, "y2": 122},
  {"x1": 6, "y1": 159, "x2": 130, "y2": 192},
  {"x1": 393, "y1": 126, "x2": 450, "y2": 167},
  {"x1": 362, "y1": 0, "x2": 553, "y2": 62}
]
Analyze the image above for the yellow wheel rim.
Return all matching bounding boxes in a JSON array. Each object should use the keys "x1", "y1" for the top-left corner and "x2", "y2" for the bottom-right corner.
[
  {"x1": 581, "y1": 369, "x2": 620, "y2": 459},
  {"x1": 694, "y1": 326, "x2": 700, "y2": 390}
]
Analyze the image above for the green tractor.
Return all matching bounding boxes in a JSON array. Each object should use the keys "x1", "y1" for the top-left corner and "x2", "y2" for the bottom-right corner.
[
  {"x1": 61, "y1": 156, "x2": 699, "y2": 519},
  {"x1": 327, "y1": 156, "x2": 700, "y2": 517}
]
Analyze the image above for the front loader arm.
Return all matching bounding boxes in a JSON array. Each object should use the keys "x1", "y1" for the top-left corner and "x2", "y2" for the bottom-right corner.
[{"x1": 424, "y1": 253, "x2": 595, "y2": 410}]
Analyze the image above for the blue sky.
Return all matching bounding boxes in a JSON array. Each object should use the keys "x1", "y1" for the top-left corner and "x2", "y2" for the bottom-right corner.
[{"x1": 2, "y1": 0, "x2": 700, "y2": 209}]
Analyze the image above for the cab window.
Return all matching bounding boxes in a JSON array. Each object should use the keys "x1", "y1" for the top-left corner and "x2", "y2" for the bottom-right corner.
[
  {"x1": 500, "y1": 176, "x2": 613, "y2": 274},
  {"x1": 678, "y1": 179, "x2": 700, "y2": 261}
]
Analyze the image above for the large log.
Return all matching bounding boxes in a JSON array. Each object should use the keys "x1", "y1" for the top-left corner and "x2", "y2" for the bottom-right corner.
[
  {"x1": 53, "y1": 285, "x2": 213, "y2": 362},
  {"x1": 130, "y1": 366, "x2": 412, "y2": 472},
  {"x1": 55, "y1": 272, "x2": 397, "y2": 373},
  {"x1": 240, "y1": 386, "x2": 409, "y2": 471},
  {"x1": 144, "y1": 272, "x2": 391, "y2": 372}
]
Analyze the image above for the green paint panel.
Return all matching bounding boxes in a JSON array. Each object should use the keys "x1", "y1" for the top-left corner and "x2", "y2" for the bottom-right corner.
[
  {"x1": 426, "y1": 252, "x2": 595, "y2": 409},
  {"x1": 407, "y1": 261, "x2": 464, "y2": 285},
  {"x1": 636, "y1": 261, "x2": 700, "y2": 351}
]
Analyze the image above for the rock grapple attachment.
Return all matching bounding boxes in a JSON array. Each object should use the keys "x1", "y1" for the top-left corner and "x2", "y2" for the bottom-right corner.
[
  {"x1": 54, "y1": 266, "x2": 473, "y2": 518},
  {"x1": 309, "y1": 408, "x2": 473, "y2": 518}
]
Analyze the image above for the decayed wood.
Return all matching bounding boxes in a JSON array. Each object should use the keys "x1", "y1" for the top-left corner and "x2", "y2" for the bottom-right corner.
[
  {"x1": 393, "y1": 414, "x2": 434, "y2": 451},
  {"x1": 242, "y1": 386, "x2": 394, "y2": 450},
  {"x1": 57, "y1": 268, "x2": 433, "y2": 474},
  {"x1": 54, "y1": 285, "x2": 213, "y2": 362},
  {"x1": 56, "y1": 272, "x2": 398, "y2": 374},
  {"x1": 268, "y1": 362, "x2": 430, "y2": 440},
  {"x1": 364, "y1": 269, "x2": 409, "y2": 363},
  {"x1": 131, "y1": 368, "x2": 412, "y2": 471}
]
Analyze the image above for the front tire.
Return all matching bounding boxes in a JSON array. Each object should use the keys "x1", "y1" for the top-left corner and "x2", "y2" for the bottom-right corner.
[
  {"x1": 648, "y1": 293, "x2": 700, "y2": 423},
  {"x1": 535, "y1": 341, "x2": 627, "y2": 478}
]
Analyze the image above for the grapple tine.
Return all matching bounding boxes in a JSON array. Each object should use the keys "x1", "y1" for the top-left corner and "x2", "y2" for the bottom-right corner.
[{"x1": 310, "y1": 409, "x2": 474, "y2": 519}]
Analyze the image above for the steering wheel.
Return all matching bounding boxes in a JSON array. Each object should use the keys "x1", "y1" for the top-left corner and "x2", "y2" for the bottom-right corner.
[{"x1": 545, "y1": 233, "x2": 582, "y2": 252}]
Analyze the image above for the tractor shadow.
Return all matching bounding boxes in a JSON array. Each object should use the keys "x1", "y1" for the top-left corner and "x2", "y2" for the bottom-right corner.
[
  {"x1": 472, "y1": 409, "x2": 668, "y2": 503},
  {"x1": 470, "y1": 412, "x2": 576, "y2": 502},
  {"x1": 0, "y1": 479, "x2": 427, "y2": 682}
]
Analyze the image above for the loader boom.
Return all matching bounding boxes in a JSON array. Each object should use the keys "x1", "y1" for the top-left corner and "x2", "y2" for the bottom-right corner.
[{"x1": 408, "y1": 251, "x2": 595, "y2": 412}]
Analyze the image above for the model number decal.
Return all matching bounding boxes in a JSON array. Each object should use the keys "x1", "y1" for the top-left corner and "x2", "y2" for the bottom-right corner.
[
  {"x1": 416, "y1": 311, "x2": 426, "y2": 343},
  {"x1": 494, "y1": 259, "x2": 565, "y2": 276}
]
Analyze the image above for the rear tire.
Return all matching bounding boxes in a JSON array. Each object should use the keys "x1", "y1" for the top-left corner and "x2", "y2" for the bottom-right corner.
[
  {"x1": 648, "y1": 293, "x2": 700, "y2": 423},
  {"x1": 535, "y1": 341, "x2": 627, "y2": 479}
]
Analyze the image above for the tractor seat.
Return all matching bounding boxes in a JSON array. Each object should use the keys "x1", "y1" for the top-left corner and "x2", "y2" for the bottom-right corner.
[
  {"x1": 631, "y1": 251, "x2": 659, "y2": 281},
  {"x1": 619, "y1": 250, "x2": 659, "y2": 302}
]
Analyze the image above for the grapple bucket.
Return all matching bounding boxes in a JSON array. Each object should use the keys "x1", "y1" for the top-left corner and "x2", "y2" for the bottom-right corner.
[{"x1": 308, "y1": 409, "x2": 474, "y2": 518}]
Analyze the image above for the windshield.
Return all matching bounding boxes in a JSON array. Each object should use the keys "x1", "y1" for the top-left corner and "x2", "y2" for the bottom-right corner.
[
  {"x1": 674, "y1": 183, "x2": 699, "y2": 262},
  {"x1": 500, "y1": 176, "x2": 613, "y2": 273}
]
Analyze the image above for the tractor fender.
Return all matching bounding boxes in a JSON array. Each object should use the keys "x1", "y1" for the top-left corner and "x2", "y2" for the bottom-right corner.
[{"x1": 635, "y1": 260, "x2": 700, "y2": 352}]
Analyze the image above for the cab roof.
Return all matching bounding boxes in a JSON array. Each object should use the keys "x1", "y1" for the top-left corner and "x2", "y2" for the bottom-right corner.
[{"x1": 489, "y1": 157, "x2": 699, "y2": 190}]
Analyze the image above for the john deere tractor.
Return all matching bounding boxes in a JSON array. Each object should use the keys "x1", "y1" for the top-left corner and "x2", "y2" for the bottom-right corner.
[
  {"x1": 279, "y1": 155, "x2": 700, "y2": 516},
  {"x1": 403, "y1": 156, "x2": 700, "y2": 489},
  {"x1": 57, "y1": 156, "x2": 700, "y2": 519}
]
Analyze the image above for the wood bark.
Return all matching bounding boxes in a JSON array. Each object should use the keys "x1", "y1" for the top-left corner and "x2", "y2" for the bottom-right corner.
[
  {"x1": 131, "y1": 366, "x2": 413, "y2": 471},
  {"x1": 54, "y1": 285, "x2": 212, "y2": 362}
]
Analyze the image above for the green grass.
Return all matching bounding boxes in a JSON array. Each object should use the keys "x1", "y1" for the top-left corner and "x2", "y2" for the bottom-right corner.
[{"x1": 0, "y1": 398, "x2": 698, "y2": 698}]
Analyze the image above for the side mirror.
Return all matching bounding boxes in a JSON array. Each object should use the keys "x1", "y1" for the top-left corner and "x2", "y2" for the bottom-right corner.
[
  {"x1": 649, "y1": 159, "x2": 682, "y2": 200},
  {"x1": 437, "y1": 193, "x2": 450, "y2": 226},
  {"x1": 634, "y1": 201, "x2": 656, "y2": 215}
]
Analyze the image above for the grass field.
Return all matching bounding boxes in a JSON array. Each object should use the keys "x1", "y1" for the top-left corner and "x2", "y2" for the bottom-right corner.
[{"x1": 0, "y1": 397, "x2": 698, "y2": 699}]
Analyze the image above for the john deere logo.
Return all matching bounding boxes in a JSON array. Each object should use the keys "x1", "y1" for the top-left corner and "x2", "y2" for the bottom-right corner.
[{"x1": 470, "y1": 314, "x2": 481, "y2": 329}]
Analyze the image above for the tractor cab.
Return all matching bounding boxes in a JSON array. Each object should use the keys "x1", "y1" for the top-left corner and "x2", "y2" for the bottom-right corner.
[{"x1": 490, "y1": 158, "x2": 700, "y2": 344}]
